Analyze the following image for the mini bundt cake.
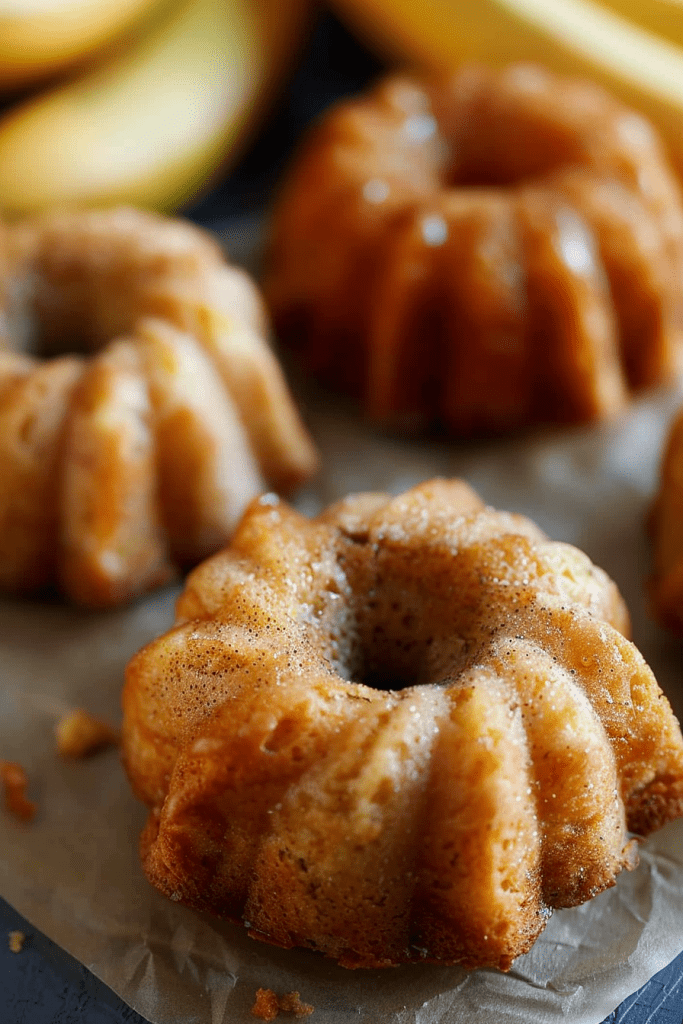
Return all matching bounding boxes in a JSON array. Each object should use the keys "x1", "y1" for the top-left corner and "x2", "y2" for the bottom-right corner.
[
  {"x1": 649, "y1": 405, "x2": 683, "y2": 631},
  {"x1": 122, "y1": 478, "x2": 683, "y2": 971},
  {"x1": 0, "y1": 207, "x2": 318, "y2": 607},
  {"x1": 264, "y1": 64, "x2": 683, "y2": 433}
]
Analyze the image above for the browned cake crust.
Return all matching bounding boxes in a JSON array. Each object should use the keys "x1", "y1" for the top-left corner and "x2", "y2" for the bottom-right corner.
[
  {"x1": 648, "y1": 405, "x2": 683, "y2": 632},
  {"x1": 264, "y1": 64, "x2": 683, "y2": 434},
  {"x1": 0, "y1": 208, "x2": 317, "y2": 607},
  {"x1": 122, "y1": 479, "x2": 683, "y2": 971}
]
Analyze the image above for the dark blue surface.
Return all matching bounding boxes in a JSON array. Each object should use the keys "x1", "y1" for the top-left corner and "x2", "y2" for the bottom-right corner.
[
  {"x1": 2, "y1": 6, "x2": 683, "y2": 1023},
  {"x1": 0, "y1": 897, "x2": 144, "y2": 1023},
  {"x1": 605, "y1": 962, "x2": 683, "y2": 1023}
]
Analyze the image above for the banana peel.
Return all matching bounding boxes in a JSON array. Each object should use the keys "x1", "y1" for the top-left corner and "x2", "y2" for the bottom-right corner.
[
  {"x1": 0, "y1": 0, "x2": 312, "y2": 216},
  {"x1": 330, "y1": 0, "x2": 683, "y2": 178},
  {"x1": 0, "y1": 0, "x2": 165, "y2": 92}
]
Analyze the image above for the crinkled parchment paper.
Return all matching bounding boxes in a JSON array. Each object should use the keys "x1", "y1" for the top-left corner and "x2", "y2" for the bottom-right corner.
[{"x1": 2, "y1": 216, "x2": 683, "y2": 1024}]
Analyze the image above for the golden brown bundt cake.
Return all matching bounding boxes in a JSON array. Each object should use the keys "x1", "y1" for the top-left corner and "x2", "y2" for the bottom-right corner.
[
  {"x1": 0, "y1": 207, "x2": 318, "y2": 607},
  {"x1": 264, "y1": 64, "x2": 683, "y2": 433},
  {"x1": 122, "y1": 478, "x2": 683, "y2": 971},
  {"x1": 648, "y1": 405, "x2": 683, "y2": 631}
]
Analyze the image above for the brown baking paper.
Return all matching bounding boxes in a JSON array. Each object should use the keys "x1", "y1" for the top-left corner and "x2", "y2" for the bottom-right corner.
[{"x1": 2, "y1": 217, "x2": 683, "y2": 1024}]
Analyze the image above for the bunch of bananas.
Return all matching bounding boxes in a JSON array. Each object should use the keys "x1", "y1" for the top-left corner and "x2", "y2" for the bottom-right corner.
[
  {"x1": 0, "y1": 0, "x2": 311, "y2": 216},
  {"x1": 3, "y1": 0, "x2": 683, "y2": 218},
  {"x1": 329, "y1": 0, "x2": 683, "y2": 177}
]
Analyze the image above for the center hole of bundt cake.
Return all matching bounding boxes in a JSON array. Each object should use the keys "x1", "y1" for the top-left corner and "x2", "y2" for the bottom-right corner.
[
  {"x1": 24, "y1": 299, "x2": 125, "y2": 358},
  {"x1": 8, "y1": 264, "x2": 143, "y2": 359},
  {"x1": 334, "y1": 629, "x2": 430, "y2": 693},
  {"x1": 445, "y1": 151, "x2": 571, "y2": 190},
  {"x1": 440, "y1": 111, "x2": 579, "y2": 189},
  {"x1": 311, "y1": 536, "x2": 473, "y2": 693},
  {"x1": 322, "y1": 586, "x2": 462, "y2": 693},
  {"x1": 343, "y1": 635, "x2": 422, "y2": 692},
  {"x1": 354, "y1": 603, "x2": 435, "y2": 692}
]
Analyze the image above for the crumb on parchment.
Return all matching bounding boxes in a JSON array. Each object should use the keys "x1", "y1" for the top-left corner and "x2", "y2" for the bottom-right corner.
[
  {"x1": 0, "y1": 761, "x2": 36, "y2": 821},
  {"x1": 251, "y1": 988, "x2": 314, "y2": 1020},
  {"x1": 55, "y1": 709, "x2": 121, "y2": 758},
  {"x1": 278, "y1": 993, "x2": 314, "y2": 1016},
  {"x1": 8, "y1": 931, "x2": 25, "y2": 953},
  {"x1": 252, "y1": 989, "x2": 279, "y2": 1021}
]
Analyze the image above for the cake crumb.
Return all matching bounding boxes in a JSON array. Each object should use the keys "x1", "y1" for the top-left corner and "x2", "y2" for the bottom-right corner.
[
  {"x1": 8, "y1": 931, "x2": 25, "y2": 953},
  {"x1": 279, "y1": 992, "x2": 313, "y2": 1017},
  {"x1": 251, "y1": 989, "x2": 280, "y2": 1021},
  {"x1": 55, "y1": 709, "x2": 120, "y2": 758},
  {"x1": 251, "y1": 989, "x2": 314, "y2": 1019},
  {"x1": 0, "y1": 761, "x2": 36, "y2": 821}
]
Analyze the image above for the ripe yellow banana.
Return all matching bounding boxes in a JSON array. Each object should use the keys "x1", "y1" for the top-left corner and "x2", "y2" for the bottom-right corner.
[
  {"x1": 0, "y1": 0, "x2": 311, "y2": 216},
  {"x1": 330, "y1": 0, "x2": 683, "y2": 177},
  {"x1": 598, "y1": 0, "x2": 683, "y2": 45},
  {"x1": 0, "y1": 0, "x2": 165, "y2": 91}
]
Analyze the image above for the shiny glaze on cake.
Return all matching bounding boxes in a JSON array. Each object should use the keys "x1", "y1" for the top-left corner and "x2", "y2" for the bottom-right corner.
[{"x1": 265, "y1": 64, "x2": 683, "y2": 433}]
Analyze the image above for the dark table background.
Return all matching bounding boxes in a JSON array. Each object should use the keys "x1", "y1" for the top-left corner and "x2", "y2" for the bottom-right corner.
[{"x1": 1, "y1": 8, "x2": 683, "y2": 1022}]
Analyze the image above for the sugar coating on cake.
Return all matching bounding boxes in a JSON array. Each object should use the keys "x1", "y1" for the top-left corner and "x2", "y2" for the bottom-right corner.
[
  {"x1": 264, "y1": 64, "x2": 683, "y2": 433},
  {"x1": 122, "y1": 478, "x2": 683, "y2": 970},
  {"x1": 0, "y1": 207, "x2": 318, "y2": 607}
]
